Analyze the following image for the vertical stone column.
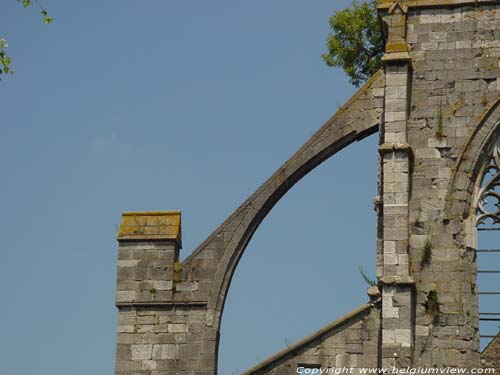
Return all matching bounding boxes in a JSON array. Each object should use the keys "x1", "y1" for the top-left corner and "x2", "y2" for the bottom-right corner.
[
  {"x1": 378, "y1": 1, "x2": 415, "y2": 368},
  {"x1": 114, "y1": 211, "x2": 181, "y2": 374}
]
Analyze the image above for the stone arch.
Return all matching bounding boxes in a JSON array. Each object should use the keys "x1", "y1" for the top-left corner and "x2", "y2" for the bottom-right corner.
[
  {"x1": 179, "y1": 70, "x2": 386, "y2": 334},
  {"x1": 448, "y1": 97, "x2": 500, "y2": 352},
  {"x1": 447, "y1": 98, "x2": 500, "y2": 223},
  {"x1": 207, "y1": 126, "x2": 379, "y2": 316}
]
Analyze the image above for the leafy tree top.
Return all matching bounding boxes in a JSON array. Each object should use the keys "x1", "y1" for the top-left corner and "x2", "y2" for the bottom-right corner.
[{"x1": 322, "y1": 0, "x2": 384, "y2": 87}]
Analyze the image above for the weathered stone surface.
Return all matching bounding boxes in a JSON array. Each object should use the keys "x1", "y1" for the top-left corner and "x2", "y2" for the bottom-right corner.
[
  {"x1": 481, "y1": 333, "x2": 500, "y2": 370},
  {"x1": 113, "y1": 1, "x2": 500, "y2": 373},
  {"x1": 241, "y1": 304, "x2": 380, "y2": 375}
]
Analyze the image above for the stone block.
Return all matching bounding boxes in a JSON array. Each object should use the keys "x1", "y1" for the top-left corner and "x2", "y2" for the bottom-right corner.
[
  {"x1": 167, "y1": 323, "x2": 188, "y2": 333},
  {"x1": 131, "y1": 344, "x2": 153, "y2": 360},
  {"x1": 153, "y1": 344, "x2": 178, "y2": 360}
]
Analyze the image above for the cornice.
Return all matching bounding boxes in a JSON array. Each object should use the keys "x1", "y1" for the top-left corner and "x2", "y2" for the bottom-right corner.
[{"x1": 378, "y1": 0, "x2": 500, "y2": 10}]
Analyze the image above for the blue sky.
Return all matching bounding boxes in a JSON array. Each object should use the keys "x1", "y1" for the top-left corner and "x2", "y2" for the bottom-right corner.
[{"x1": 0, "y1": 1, "x2": 380, "y2": 374}]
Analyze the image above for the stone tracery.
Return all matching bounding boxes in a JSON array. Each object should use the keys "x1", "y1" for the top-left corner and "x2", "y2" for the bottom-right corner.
[{"x1": 476, "y1": 142, "x2": 500, "y2": 228}]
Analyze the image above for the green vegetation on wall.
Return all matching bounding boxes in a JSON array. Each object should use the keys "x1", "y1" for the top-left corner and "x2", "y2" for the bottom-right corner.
[{"x1": 323, "y1": 0, "x2": 384, "y2": 87}]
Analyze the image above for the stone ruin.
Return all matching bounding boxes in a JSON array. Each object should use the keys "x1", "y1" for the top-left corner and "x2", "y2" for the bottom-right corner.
[{"x1": 113, "y1": 1, "x2": 500, "y2": 373}]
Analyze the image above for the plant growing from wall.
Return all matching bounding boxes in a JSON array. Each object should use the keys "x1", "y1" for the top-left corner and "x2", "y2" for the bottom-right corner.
[
  {"x1": 421, "y1": 236, "x2": 432, "y2": 268},
  {"x1": 420, "y1": 218, "x2": 434, "y2": 268},
  {"x1": 172, "y1": 262, "x2": 183, "y2": 290},
  {"x1": 358, "y1": 266, "x2": 377, "y2": 287},
  {"x1": 435, "y1": 98, "x2": 446, "y2": 139},
  {"x1": 323, "y1": 0, "x2": 384, "y2": 87},
  {"x1": 424, "y1": 290, "x2": 440, "y2": 321}
]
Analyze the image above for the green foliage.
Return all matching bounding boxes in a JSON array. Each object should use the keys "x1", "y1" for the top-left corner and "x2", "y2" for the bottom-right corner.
[
  {"x1": 0, "y1": 1, "x2": 53, "y2": 80},
  {"x1": 358, "y1": 266, "x2": 377, "y2": 287},
  {"x1": 424, "y1": 290, "x2": 440, "y2": 321},
  {"x1": 436, "y1": 103, "x2": 445, "y2": 139},
  {"x1": 0, "y1": 38, "x2": 12, "y2": 79},
  {"x1": 322, "y1": 0, "x2": 384, "y2": 87},
  {"x1": 17, "y1": 0, "x2": 53, "y2": 24},
  {"x1": 421, "y1": 236, "x2": 432, "y2": 268},
  {"x1": 41, "y1": 10, "x2": 53, "y2": 24}
]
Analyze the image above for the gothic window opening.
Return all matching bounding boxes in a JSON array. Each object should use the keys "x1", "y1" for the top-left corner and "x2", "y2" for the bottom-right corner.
[{"x1": 475, "y1": 142, "x2": 500, "y2": 350}]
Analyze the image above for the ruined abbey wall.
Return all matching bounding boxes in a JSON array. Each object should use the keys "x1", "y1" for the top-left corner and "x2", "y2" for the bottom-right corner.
[
  {"x1": 404, "y1": 3, "x2": 500, "y2": 366},
  {"x1": 113, "y1": 1, "x2": 500, "y2": 374},
  {"x1": 241, "y1": 304, "x2": 381, "y2": 375},
  {"x1": 113, "y1": 69, "x2": 385, "y2": 375}
]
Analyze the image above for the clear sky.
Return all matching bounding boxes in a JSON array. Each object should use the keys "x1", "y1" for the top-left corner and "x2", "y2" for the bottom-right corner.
[{"x1": 0, "y1": 1, "x2": 380, "y2": 374}]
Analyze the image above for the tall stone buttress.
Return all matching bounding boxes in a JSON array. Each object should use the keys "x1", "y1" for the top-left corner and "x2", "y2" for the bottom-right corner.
[{"x1": 378, "y1": 1, "x2": 415, "y2": 367}]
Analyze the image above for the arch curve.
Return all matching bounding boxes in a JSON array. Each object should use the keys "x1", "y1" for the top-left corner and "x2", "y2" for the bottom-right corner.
[
  {"x1": 447, "y1": 97, "x2": 500, "y2": 222},
  {"x1": 180, "y1": 70, "x2": 385, "y2": 330}
]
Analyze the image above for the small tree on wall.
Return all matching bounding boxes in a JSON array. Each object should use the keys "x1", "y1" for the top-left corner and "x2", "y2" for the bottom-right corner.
[{"x1": 322, "y1": 0, "x2": 384, "y2": 87}]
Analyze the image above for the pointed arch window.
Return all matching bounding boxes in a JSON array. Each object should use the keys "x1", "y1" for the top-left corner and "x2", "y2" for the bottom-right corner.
[{"x1": 475, "y1": 141, "x2": 500, "y2": 349}]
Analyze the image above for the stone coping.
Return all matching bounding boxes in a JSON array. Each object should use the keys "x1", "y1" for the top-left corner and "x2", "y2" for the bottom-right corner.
[
  {"x1": 117, "y1": 211, "x2": 182, "y2": 246},
  {"x1": 378, "y1": 0, "x2": 500, "y2": 10},
  {"x1": 481, "y1": 331, "x2": 500, "y2": 356}
]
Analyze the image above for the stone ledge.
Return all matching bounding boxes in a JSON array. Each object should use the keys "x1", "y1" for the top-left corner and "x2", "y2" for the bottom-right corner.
[
  {"x1": 379, "y1": 142, "x2": 413, "y2": 154},
  {"x1": 116, "y1": 300, "x2": 207, "y2": 308},
  {"x1": 380, "y1": 276, "x2": 415, "y2": 286},
  {"x1": 117, "y1": 211, "x2": 182, "y2": 246},
  {"x1": 378, "y1": 0, "x2": 500, "y2": 10},
  {"x1": 382, "y1": 52, "x2": 412, "y2": 64}
]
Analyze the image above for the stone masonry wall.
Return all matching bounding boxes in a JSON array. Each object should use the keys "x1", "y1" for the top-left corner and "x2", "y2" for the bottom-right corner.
[
  {"x1": 116, "y1": 305, "x2": 216, "y2": 374},
  {"x1": 113, "y1": 73, "x2": 386, "y2": 375},
  {"x1": 113, "y1": 1, "x2": 500, "y2": 373},
  {"x1": 114, "y1": 213, "x2": 219, "y2": 374},
  {"x1": 481, "y1": 334, "x2": 500, "y2": 370},
  {"x1": 241, "y1": 304, "x2": 381, "y2": 375},
  {"x1": 404, "y1": 3, "x2": 500, "y2": 367}
]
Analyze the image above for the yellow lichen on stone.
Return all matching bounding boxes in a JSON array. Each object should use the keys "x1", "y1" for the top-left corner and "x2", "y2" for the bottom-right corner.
[
  {"x1": 378, "y1": 0, "x2": 496, "y2": 10},
  {"x1": 117, "y1": 211, "x2": 181, "y2": 245}
]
